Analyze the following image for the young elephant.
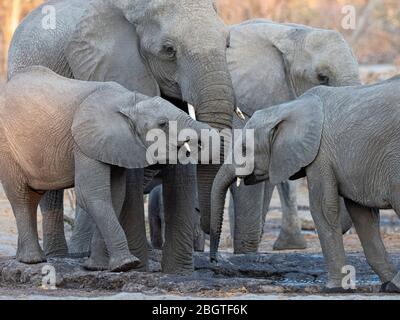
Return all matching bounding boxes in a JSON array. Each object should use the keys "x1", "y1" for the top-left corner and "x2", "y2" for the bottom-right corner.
[
  {"x1": 0, "y1": 66, "x2": 210, "y2": 271},
  {"x1": 210, "y1": 76, "x2": 400, "y2": 292},
  {"x1": 226, "y1": 19, "x2": 359, "y2": 253}
]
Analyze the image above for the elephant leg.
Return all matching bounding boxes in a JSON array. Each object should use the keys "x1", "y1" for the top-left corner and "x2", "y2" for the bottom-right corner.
[
  {"x1": 83, "y1": 227, "x2": 109, "y2": 271},
  {"x1": 68, "y1": 165, "x2": 116, "y2": 260},
  {"x1": 161, "y1": 164, "x2": 195, "y2": 274},
  {"x1": 193, "y1": 207, "x2": 205, "y2": 252},
  {"x1": 40, "y1": 190, "x2": 69, "y2": 257},
  {"x1": 82, "y1": 167, "x2": 129, "y2": 270},
  {"x1": 121, "y1": 169, "x2": 149, "y2": 270},
  {"x1": 261, "y1": 181, "x2": 275, "y2": 240},
  {"x1": 228, "y1": 192, "x2": 235, "y2": 240},
  {"x1": 273, "y1": 180, "x2": 307, "y2": 250},
  {"x1": 3, "y1": 180, "x2": 45, "y2": 264},
  {"x1": 383, "y1": 200, "x2": 400, "y2": 292},
  {"x1": 68, "y1": 206, "x2": 94, "y2": 258},
  {"x1": 344, "y1": 199, "x2": 397, "y2": 284},
  {"x1": 230, "y1": 181, "x2": 265, "y2": 254},
  {"x1": 307, "y1": 166, "x2": 346, "y2": 290},
  {"x1": 149, "y1": 185, "x2": 164, "y2": 249},
  {"x1": 339, "y1": 197, "x2": 353, "y2": 234},
  {"x1": 74, "y1": 150, "x2": 139, "y2": 272}
]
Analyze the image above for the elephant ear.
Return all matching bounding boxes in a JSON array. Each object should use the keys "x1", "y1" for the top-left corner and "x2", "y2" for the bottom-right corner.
[
  {"x1": 267, "y1": 94, "x2": 324, "y2": 185},
  {"x1": 65, "y1": 1, "x2": 159, "y2": 96},
  {"x1": 228, "y1": 21, "x2": 303, "y2": 117},
  {"x1": 72, "y1": 84, "x2": 155, "y2": 169}
]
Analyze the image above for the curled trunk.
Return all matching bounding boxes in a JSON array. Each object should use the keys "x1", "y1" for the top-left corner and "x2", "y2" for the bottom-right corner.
[{"x1": 209, "y1": 163, "x2": 237, "y2": 262}]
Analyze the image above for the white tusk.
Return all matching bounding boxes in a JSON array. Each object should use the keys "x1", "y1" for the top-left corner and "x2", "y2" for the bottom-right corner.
[
  {"x1": 188, "y1": 104, "x2": 197, "y2": 120},
  {"x1": 235, "y1": 107, "x2": 246, "y2": 120},
  {"x1": 236, "y1": 178, "x2": 242, "y2": 187},
  {"x1": 183, "y1": 142, "x2": 191, "y2": 153}
]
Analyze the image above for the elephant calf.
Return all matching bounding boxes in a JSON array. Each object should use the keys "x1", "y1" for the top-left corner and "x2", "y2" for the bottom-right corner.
[
  {"x1": 0, "y1": 66, "x2": 210, "y2": 271},
  {"x1": 148, "y1": 184, "x2": 205, "y2": 251},
  {"x1": 210, "y1": 76, "x2": 400, "y2": 292}
]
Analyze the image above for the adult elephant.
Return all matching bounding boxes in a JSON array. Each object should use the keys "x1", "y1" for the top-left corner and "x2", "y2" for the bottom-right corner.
[
  {"x1": 8, "y1": 0, "x2": 235, "y2": 273},
  {"x1": 226, "y1": 20, "x2": 359, "y2": 253}
]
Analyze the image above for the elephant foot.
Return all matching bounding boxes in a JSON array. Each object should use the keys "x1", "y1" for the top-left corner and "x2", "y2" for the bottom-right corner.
[
  {"x1": 161, "y1": 259, "x2": 194, "y2": 275},
  {"x1": 380, "y1": 281, "x2": 400, "y2": 293},
  {"x1": 45, "y1": 244, "x2": 69, "y2": 259},
  {"x1": 129, "y1": 250, "x2": 148, "y2": 272},
  {"x1": 17, "y1": 246, "x2": 47, "y2": 264},
  {"x1": 68, "y1": 239, "x2": 92, "y2": 259},
  {"x1": 44, "y1": 234, "x2": 69, "y2": 258},
  {"x1": 273, "y1": 231, "x2": 307, "y2": 251},
  {"x1": 109, "y1": 254, "x2": 141, "y2": 272},
  {"x1": 68, "y1": 251, "x2": 91, "y2": 259},
  {"x1": 194, "y1": 239, "x2": 205, "y2": 252},
  {"x1": 46, "y1": 250, "x2": 69, "y2": 259},
  {"x1": 322, "y1": 286, "x2": 356, "y2": 294},
  {"x1": 83, "y1": 256, "x2": 109, "y2": 271}
]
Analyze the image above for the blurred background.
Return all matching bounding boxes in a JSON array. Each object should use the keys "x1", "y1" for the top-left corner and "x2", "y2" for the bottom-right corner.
[{"x1": 1, "y1": 0, "x2": 400, "y2": 81}]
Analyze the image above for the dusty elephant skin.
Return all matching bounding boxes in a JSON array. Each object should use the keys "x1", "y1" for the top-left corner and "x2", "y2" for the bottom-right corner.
[
  {"x1": 7, "y1": 0, "x2": 235, "y2": 273},
  {"x1": 148, "y1": 185, "x2": 205, "y2": 252},
  {"x1": 0, "y1": 66, "x2": 211, "y2": 272},
  {"x1": 226, "y1": 19, "x2": 359, "y2": 254},
  {"x1": 210, "y1": 76, "x2": 400, "y2": 292}
]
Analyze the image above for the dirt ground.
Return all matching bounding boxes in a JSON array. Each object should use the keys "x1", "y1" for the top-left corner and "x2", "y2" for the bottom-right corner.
[{"x1": 0, "y1": 180, "x2": 400, "y2": 300}]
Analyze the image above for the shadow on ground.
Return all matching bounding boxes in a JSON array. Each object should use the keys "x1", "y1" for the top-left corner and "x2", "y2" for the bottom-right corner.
[{"x1": 1, "y1": 250, "x2": 399, "y2": 298}]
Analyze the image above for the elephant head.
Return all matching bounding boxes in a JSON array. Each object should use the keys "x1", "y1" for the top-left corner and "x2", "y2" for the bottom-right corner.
[
  {"x1": 209, "y1": 94, "x2": 324, "y2": 262},
  {"x1": 72, "y1": 87, "x2": 215, "y2": 168},
  {"x1": 227, "y1": 19, "x2": 360, "y2": 117},
  {"x1": 66, "y1": 0, "x2": 236, "y2": 234}
]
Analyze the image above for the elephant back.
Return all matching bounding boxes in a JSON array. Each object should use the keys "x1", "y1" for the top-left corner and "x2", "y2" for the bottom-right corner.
[{"x1": 8, "y1": 0, "x2": 89, "y2": 80}]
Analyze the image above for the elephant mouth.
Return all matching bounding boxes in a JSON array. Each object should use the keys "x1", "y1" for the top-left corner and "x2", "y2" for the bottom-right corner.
[
  {"x1": 244, "y1": 173, "x2": 269, "y2": 186},
  {"x1": 178, "y1": 139, "x2": 193, "y2": 154}
]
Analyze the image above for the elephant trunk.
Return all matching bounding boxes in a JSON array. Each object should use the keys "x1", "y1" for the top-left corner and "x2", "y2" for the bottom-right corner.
[
  {"x1": 196, "y1": 87, "x2": 234, "y2": 237},
  {"x1": 177, "y1": 113, "x2": 214, "y2": 134},
  {"x1": 182, "y1": 54, "x2": 235, "y2": 235},
  {"x1": 209, "y1": 163, "x2": 237, "y2": 262}
]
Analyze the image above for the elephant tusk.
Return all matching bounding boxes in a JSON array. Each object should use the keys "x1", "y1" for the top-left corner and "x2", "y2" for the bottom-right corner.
[
  {"x1": 183, "y1": 142, "x2": 191, "y2": 153},
  {"x1": 188, "y1": 104, "x2": 197, "y2": 120},
  {"x1": 235, "y1": 107, "x2": 246, "y2": 120},
  {"x1": 236, "y1": 178, "x2": 242, "y2": 187}
]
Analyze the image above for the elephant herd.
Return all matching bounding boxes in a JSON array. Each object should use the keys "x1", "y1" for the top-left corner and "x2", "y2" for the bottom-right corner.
[{"x1": 0, "y1": 0, "x2": 399, "y2": 292}]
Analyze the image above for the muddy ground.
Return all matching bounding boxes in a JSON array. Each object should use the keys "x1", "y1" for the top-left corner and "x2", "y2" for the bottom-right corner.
[{"x1": 1, "y1": 180, "x2": 400, "y2": 300}]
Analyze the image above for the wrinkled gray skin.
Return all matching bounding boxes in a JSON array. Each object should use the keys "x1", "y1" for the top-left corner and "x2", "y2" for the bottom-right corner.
[
  {"x1": 8, "y1": 0, "x2": 235, "y2": 273},
  {"x1": 148, "y1": 185, "x2": 205, "y2": 251},
  {"x1": 0, "y1": 67, "x2": 211, "y2": 271},
  {"x1": 226, "y1": 20, "x2": 358, "y2": 253},
  {"x1": 211, "y1": 76, "x2": 400, "y2": 292}
]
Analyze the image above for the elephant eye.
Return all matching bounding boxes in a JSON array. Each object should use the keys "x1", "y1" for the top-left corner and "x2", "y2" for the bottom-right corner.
[
  {"x1": 226, "y1": 34, "x2": 231, "y2": 49},
  {"x1": 162, "y1": 44, "x2": 176, "y2": 59},
  {"x1": 318, "y1": 74, "x2": 330, "y2": 85},
  {"x1": 158, "y1": 118, "x2": 169, "y2": 129}
]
